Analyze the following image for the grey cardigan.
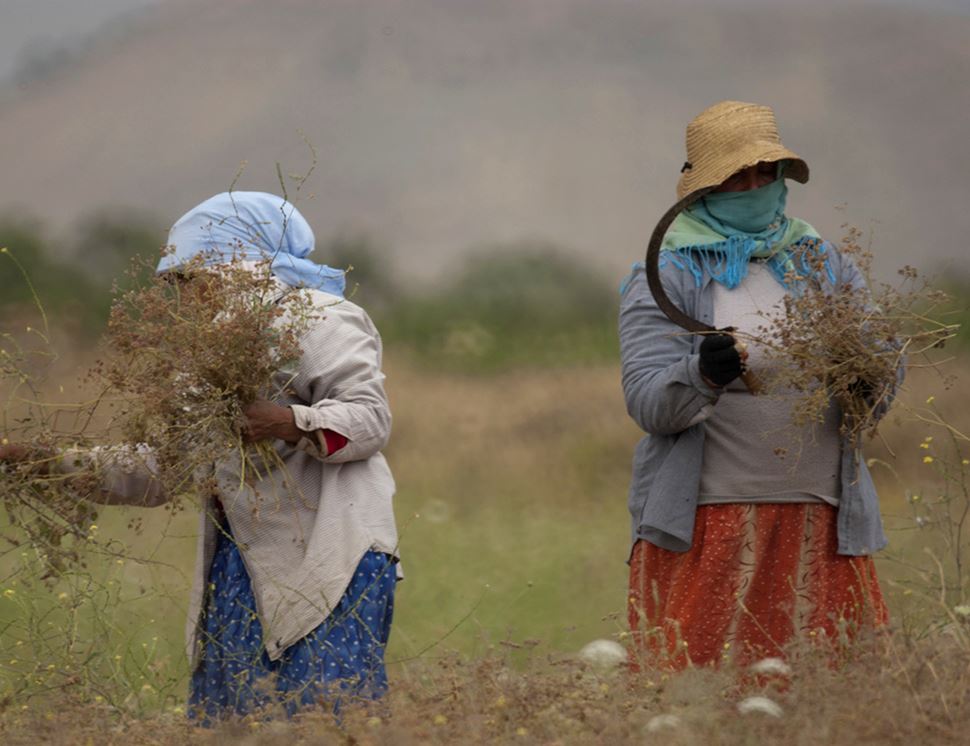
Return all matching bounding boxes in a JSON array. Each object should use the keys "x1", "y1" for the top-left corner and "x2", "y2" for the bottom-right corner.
[{"x1": 619, "y1": 244, "x2": 889, "y2": 557}]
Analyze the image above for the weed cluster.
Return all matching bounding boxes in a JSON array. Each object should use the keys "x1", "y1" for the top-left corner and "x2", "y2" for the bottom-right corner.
[
  {"x1": 3, "y1": 626, "x2": 968, "y2": 744},
  {"x1": 98, "y1": 252, "x2": 315, "y2": 493},
  {"x1": 753, "y1": 227, "x2": 957, "y2": 443},
  {"x1": 0, "y1": 254, "x2": 97, "y2": 576},
  {"x1": 0, "y1": 252, "x2": 316, "y2": 575}
]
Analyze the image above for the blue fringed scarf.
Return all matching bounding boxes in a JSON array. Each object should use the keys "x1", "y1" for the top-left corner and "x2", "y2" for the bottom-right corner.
[{"x1": 659, "y1": 178, "x2": 833, "y2": 289}]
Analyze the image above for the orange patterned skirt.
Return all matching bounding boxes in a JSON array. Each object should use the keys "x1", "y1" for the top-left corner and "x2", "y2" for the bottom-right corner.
[{"x1": 628, "y1": 503, "x2": 888, "y2": 669}]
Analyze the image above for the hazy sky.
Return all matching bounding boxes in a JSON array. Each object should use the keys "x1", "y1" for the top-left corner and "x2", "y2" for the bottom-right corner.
[
  {"x1": 0, "y1": 0, "x2": 162, "y2": 84},
  {"x1": 1, "y1": 0, "x2": 968, "y2": 86}
]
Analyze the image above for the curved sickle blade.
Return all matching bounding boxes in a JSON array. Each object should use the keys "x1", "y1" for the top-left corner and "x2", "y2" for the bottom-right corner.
[
  {"x1": 644, "y1": 186, "x2": 762, "y2": 394},
  {"x1": 644, "y1": 186, "x2": 715, "y2": 334}
]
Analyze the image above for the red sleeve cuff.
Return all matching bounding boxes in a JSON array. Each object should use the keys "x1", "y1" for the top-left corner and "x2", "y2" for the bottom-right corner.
[{"x1": 322, "y1": 429, "x2": 348, "y2": 455}]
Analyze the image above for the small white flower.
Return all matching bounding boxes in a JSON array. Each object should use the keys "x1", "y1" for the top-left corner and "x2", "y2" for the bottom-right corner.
[
  {"x1": 737, "y1": 696, "x2": 783, "y2": 718},
  {"x1": 954, "y1": 605, "x2": 970, "y2": 619},
  {"x1": 578, "y1": 639, "x2": 627, "y2": 669},
  {"x1": 646, "y1": 714, "x2": 682, "y2": 732},
  {"x1": 749, "y1": 657, "x2": 792, "y2": 676}
]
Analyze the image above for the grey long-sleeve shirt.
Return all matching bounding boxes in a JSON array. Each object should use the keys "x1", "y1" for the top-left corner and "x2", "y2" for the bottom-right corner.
[{"x1": 618, "y1": 244, "x2": 890, "y2": 557}]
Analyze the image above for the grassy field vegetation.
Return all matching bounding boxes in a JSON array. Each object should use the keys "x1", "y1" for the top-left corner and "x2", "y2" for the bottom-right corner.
[{"x1": 1, "y1": 218, "x2": 969, "y2": 743}]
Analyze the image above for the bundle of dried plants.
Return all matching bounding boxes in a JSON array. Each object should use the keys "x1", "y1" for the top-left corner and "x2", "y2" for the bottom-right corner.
[
  {"x1": 748, "y1": 227, "x2": 958, "y2": 445},
  {"x1": 1, "y1": 252, "x2": 317, "y2": 573},
  {"x1": 97, "y1": 252, "x2": 316, "y2": 493}
]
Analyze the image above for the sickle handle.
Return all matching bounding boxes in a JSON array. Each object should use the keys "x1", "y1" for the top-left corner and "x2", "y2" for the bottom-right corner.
[
  {"x1": 740, "y1": 370, "x2": 763, "y2": 394},
  {"x1": 732, "y1": 338, "x2": 763, "y2": 394}
]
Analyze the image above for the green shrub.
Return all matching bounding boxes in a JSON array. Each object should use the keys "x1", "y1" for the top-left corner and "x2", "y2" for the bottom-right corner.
[
  {"x1": 378, "y1": 244, "x2": 618, "y2": 372},
  {"x1": 0, "y1": 213, "x2": 163, "y2": 338},
  {"x1": 321, "y1": 232, "x2": 400, "y2": 314},
  {"x1": 940, "y1": 280, "x2": 970, "y2": 350},
  {"x1": 70, "y1": 209, "x2": 165, "y2": 289}
]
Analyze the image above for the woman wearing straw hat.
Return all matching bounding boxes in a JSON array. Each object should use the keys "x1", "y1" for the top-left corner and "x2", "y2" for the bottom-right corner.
[{"x1": 620, "y1": 101, "x2": 890, "y2": 669}]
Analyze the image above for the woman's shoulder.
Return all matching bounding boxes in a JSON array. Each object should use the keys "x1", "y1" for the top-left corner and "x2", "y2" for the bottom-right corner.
[
  {"x1": 620, "y1": 255, "x2": 707, "y2": 304},
  {"x1": 303, "y1": 290, "x2": 380, "y2": 337}
]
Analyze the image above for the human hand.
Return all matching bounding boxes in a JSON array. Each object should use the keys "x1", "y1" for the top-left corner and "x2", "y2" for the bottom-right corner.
[
  {"x1": 0, "y1": 441, "x2": 54, "y2": 474},
  {"x1": 0, "y1": 442, "x2": 33, "y2": 463},
  {"x1": 699, "y1": 331, "x2": 745, "y2": 388},
  {"x1": 240, "y1": 401, "x2": 304, "y2": 444}
]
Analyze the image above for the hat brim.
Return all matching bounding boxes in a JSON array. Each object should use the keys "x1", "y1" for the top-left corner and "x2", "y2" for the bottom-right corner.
[{"x1": 677, "y1": 142, "x2": 808, "y2": 199}]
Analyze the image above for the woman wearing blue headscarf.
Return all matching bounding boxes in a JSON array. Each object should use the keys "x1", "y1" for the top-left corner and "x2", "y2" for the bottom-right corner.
[
  {"x1": 3, "y1": 192, "x2": 400, "y2": 722},
  {"x1": 163, "y1": 193, "x2": 399, "y2": 722},
  {"x1": 620, "y1": 103, "x2": 892, "y2": 670}
]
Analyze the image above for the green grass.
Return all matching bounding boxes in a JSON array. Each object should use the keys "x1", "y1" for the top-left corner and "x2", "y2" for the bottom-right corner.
[
  {"x1": 3, "y1": 357, "x2": 969, "y2": 690},
  {"x1": 0, "y1": 361, "x2": 640, "y2": 707},
  {"x1": 1, "y1": 342, "x2": 969, "y2": 744}
]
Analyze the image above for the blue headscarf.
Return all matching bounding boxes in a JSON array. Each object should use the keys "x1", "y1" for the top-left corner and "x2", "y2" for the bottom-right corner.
[{"x1": 157, "y1": 192, "x2": 346, "y2": 297}]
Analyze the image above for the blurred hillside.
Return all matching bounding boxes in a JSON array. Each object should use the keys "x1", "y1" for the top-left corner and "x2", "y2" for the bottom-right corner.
[{"x1": 0, "y1": 0, "x2": 967, "y2": 286}]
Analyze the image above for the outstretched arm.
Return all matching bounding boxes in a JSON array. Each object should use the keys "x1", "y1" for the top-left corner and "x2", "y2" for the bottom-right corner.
[{"x1": 1, "y1": 441, "x2": 170, "y2": 507}]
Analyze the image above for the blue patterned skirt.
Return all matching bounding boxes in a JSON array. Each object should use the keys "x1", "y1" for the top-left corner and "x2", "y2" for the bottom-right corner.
[{"x1": 188, "y1": 524, "x2": 396, "y2": 724}]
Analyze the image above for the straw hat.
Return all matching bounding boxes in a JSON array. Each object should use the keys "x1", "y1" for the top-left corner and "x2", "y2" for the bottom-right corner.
[{"x1": 676, "y1": 101, "x2": 809, "y2": 199}]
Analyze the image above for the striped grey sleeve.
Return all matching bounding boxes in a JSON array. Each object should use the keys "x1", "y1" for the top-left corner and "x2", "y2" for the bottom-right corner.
[{"x1": 289, "y1": 298, "x2": 391, "y2": 464}]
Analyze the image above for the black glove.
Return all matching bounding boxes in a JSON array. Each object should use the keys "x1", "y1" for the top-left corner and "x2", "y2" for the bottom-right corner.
[{"x1": 699, "y1": 332, "x2": 743, "y2": 387}]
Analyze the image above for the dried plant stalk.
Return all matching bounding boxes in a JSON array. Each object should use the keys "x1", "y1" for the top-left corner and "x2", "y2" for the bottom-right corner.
[
  {"x1": 98, "y1": 253, "x2": 316, "y2": 492},
  {"x1": 1, "y1": 252, "x2": 317, "y2": 573},
  {"x1": 749, "y1": 226, "x2": 958, "y2": 444}
]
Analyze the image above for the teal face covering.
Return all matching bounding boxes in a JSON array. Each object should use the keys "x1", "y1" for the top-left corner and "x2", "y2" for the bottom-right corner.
[
  {"x1": 657, "y1": 161, "x2": 824, "y2": 291},
  {"x1": 694, "y1": 176, "x2": 788, "y2": 236}
]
